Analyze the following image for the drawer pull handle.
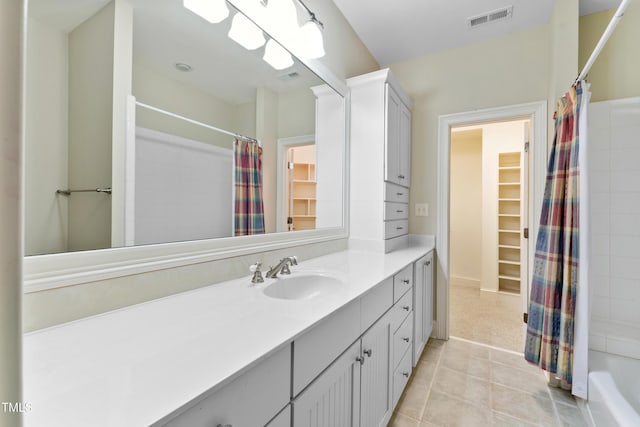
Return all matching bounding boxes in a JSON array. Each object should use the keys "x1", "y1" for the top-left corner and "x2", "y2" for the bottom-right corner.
[
  {"x1": 396, "y1": 210, "x2": 404, "y2": 213},
  {"x1": 402, "y1": 305, "x2": 410, "y2": 311},
  {"x1": 396, "y1": 226, "x2": 404, "y2": 230},
  {"x1": 398, "y1": 175, "x2": 405, "y2": 179},
  {"x1": 403, "y1": 337, "x2": 410, "y2": 343},
  {"x1": 396, "y1": 192, "x2": 404, "y2": 196},
  {"x1": 403, "y1": 279, "x2": 410, "y2": 284},
  {"x1": 402, "y1": 372, "x2": 409, "y2": 378},
  {"x1": 363, "y1": 349, "x2": 372, "y2": 357},
  {"x1": 356, "y1": 356, "x2": 365, "y2": 366},
  {"x1": 217, "y1": 425, "x2": 232, "y2": 427}
]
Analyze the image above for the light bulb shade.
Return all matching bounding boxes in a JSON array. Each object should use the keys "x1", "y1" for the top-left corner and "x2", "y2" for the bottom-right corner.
[
  {"x1": 183, "y1": 0, "x2": 229, "y2": 24},
  {"x1": 300, "y1": 19, "x2": 325, "y2": 59},
  {"x1": 228, "y1": 13, "x2": 266, "y2": 50},
  {"x1": 265, "y1": 0, "x2": 299, "y2": 41},
  {"x1": 263, "y1": 39, "x2": 294, "y2": 70}
]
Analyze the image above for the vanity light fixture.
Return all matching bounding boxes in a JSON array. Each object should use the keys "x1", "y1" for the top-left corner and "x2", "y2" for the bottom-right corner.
[
  {"x1": 263, "y1": 38, "x2": 294, "y2": 70},
  {"x1": 228, "y1": 12, "x2": 266, "y2": 50},
  {"x1": 183, "y1": 0, "x2": 229, "y2": 24},
  {"x1": 295, "y1": 0, "x2": 325, "y2": 59}
]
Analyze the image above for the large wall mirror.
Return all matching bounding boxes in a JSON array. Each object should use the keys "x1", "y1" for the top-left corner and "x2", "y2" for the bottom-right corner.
[{"x1": 24, "y1": 0, "x2": 347, "y2": 273}]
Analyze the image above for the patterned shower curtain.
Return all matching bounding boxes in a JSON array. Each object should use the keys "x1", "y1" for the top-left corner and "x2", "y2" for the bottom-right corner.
[
  {"x1": 234, "y1": 138, "x2": 265, "y2": 236},
  {"x1": 525, "y1": 82, "x2": 585, "y2": 386}
]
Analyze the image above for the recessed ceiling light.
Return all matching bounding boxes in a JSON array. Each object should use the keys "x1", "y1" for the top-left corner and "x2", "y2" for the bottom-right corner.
[{"x1": 175, "y1": 62, "x2": 193, "y2": 72}]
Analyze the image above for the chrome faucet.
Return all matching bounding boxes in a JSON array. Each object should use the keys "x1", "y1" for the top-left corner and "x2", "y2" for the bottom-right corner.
[{"x1": 266, "y1": 256, "x2": 298, "y2": 278}]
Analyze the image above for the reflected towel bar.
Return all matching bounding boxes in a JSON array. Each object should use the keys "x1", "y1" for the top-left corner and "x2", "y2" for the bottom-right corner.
[{"x1": 56, "y1": 188, "x2": 112, "y2": 196}]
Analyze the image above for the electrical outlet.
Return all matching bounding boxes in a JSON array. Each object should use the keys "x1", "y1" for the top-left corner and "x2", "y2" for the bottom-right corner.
[{"x1": 415, "y1": 203, "x2": 428, "y2": 217}]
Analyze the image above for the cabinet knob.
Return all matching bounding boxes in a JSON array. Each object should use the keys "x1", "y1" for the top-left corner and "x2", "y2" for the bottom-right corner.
[
  {"x1": 403, "y1": 337, "x2": 410, "y2": 343},
  {"x1": 356, "y1": 356, "x2": 365, "y2": 366},
  {"x1": 402, "y1": 372, "x2": 409, "y2": 378},
  {"x1": 402, "y1": 305, "x2": 410, "y2": 311},
  {"x1": 425, "y1": 260, "x2": 431, "y2": 266},
  {"x1": 403, "y1": 279, "x2": 410, "y2": 284},
  {"x1": 363, "y1": 349, "x2": 372, "y2": 357}
]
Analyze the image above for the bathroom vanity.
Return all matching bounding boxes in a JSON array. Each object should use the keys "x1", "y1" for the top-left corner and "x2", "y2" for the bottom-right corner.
[{"x1": 23, "y1": 242, "x2": 434, "y2": 426}]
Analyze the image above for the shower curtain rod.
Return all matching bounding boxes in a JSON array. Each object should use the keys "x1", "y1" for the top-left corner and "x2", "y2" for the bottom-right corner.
[
  {"x1": 576, "y1": 0, "x2": 630, "y2": 83},
  {"x1": 135, "y1": 101, "x2": 262, "y2": 147}
]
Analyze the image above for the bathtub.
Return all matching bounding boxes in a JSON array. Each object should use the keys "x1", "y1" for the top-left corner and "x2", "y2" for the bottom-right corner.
[{"x1": 587, "y1": 350, "x2": 640, "y2": 427}]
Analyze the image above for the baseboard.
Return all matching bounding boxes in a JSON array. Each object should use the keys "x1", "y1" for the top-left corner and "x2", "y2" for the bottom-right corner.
[{"x1": 450, "y1": 276, "x2": 480, "y2": 288}]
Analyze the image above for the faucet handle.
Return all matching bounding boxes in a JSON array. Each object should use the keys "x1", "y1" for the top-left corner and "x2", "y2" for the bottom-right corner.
[
  {"x1": 250, "y1": 262, "x2": 264, "y2": 283},
  {"x1": 289, "y1": 256, "x2": 298, "y2": 265}
]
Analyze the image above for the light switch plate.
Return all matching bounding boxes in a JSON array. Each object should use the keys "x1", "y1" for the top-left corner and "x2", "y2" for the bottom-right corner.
[{"x1": 415, "y1": 203, "x2": 428, "y2": 217}]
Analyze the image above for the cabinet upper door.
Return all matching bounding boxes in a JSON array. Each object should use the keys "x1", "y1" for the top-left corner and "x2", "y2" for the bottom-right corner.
[
  {"x1": 399, "y1": 103, "x2": 411, "y2": 187},
  {"x1": 385, "y1": 85, "x2": 401, "y2": 185},
  {"x1": 360, "y1": 311, "x2": 393, "y2": 427}
]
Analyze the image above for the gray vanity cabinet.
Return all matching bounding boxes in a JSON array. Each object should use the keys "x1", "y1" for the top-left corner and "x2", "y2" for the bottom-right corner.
[
  {"x1": 157, "y1": 345, "x2": 290, "y2": 427},
  {"x1": 413, "y1": 251, "x2": 434, "y2": 365},
  {"x1": 293, "y1": 310, "x2": 394, "y2": 427}
]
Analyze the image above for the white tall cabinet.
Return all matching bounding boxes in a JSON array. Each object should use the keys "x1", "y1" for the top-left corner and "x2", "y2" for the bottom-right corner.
[{"x1": 348, "y1": 69, "x2": 412, "y2": 253}]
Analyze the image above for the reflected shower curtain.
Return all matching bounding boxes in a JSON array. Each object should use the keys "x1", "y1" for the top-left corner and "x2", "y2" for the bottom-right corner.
[
  {"x1": 234, "y1": 138, "x2": 265, "y2": 236},
  {"x1": 525, "y1": 82, "x2": 587, "y2": 387}
]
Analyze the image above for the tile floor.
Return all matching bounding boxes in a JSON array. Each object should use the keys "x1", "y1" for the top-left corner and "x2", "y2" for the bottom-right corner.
[
  {"x1": 449, "y1": 281, "x2": 524, "y2": 353},
  {"x1": 390, "y1": 338, "x2": 588, "y2": 427}
]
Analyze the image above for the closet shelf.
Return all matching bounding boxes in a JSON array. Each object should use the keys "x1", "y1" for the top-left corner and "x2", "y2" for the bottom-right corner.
[
  {"x1": 293, "y1": 180, "x2": 316, "y2": 184},
  {"x1": 498, "y1": 229, "x2": 520, "y2": 234},
  {"x1": 499, "y1": 198, "x2": 520, "y2": 202},
  {"x1": 498, "y1": 214, "x2": 520, "y2": 218},
  {"x1": 498, "y1": 151, "x2": 522, "y2": 294},
  {"x1": 498, "y1": 182, "x2": 520, "y2": 186},
  {"x1": 499, "y1": 260, "x2": 521, "y2": 266},
  {"x1": 498, "y1": 274, "x2": 520, "y2": 281},
  {"x1": 499, "y1": 244, "x2": 520, "y2": 250},
  {"x1": 498, "y1": 166, "x2": 521, "y2": 170}
]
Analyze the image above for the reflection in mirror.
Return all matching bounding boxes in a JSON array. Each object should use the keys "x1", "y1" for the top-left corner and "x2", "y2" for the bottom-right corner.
[{"x1": 24, "y1": 0, "x2": 345, "y2": 256}]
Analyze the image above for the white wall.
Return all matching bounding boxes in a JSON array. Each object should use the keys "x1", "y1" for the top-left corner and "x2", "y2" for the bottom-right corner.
[
  {"x1": 278, "y1": 87, "x2": 316, "y2": 138},
  {"x1": 24, "y1": 16, "x2": 69, "y2": 255},
  {"x1": 450, "y1": 129, "x2": 482, "y2": 284},
  {"x1": 256, "y1": 87, "x2": 279, "y2": 234},
  {"x1": 588, "y1": 97, "x2": 640, "y2": 360},
  {"x1": 481, "y1": 120, "x2": 527, "y2": 292},
  {"x1": 133, "y1": 61, "x2": 245, "y2": 149},
  {"x1": 67, "y1": 2, "x2": 115, "y2": 252},
  {"x1": 0, "y1": 0, "x2": 23, "y2": 422}
]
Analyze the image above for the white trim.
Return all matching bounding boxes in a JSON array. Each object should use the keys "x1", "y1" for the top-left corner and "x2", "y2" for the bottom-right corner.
[
  {"x1": 436, "y1": 101, "x2": 547, "y2": 340},
  {"x1": 24, "y1": 228, "x2": 347, "y2": 293},
  {"x1": 276, "y1": 134, "x2": 315, "y2": 232}
]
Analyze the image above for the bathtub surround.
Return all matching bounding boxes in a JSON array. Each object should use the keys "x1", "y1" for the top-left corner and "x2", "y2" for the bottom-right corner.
[
  {"x1": 0, "y1": 0, "x2": 23, "y2": 424},
  {"x1": 588, "y1": 97, "x2": 640, "y2": 360}
]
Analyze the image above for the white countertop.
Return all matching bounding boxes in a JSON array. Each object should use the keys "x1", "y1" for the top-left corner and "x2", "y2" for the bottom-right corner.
[{"x1": 23, "y1": 242, "x2": 433, "y2": 426}]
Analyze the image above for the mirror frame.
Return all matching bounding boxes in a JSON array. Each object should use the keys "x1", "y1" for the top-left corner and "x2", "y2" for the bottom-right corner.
[{"x1": 23, "y1": 0, "x2": 350, "y2": 293}]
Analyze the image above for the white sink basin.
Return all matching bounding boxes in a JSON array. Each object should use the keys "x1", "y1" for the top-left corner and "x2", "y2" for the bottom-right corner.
[{"x1": 263, "y1": 273, "x2": 343, "y2": 300}]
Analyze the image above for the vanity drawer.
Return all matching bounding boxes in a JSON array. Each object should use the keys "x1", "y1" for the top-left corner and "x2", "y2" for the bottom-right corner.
[
  {"x1": 385, "y1": 182, "x2": 409, "y2": 203},
  {"x1": 385, "y1": 219, "x2": 408, "y2": 240},
  {"x1": 384, "y1": 202, "x2": 409, "y2": 221},
  {"x1": 361, "y1": 277, "x2": 393, "y2": 333},
  {"x1": 392, "y1": 347, "x2": 413, "y2": 408},
  {"x1": 390, "y1": 289, "x2": 412, "y2": 333},
  {"x1": 293, "y1": 300, "x2": 360, "y2": 396},
  {"x1": 393, "y1": 313, "x2": 414, "y2": 368},
  {"x1": 159, "y1": 345, "x2": 290, "y2": 427},
  {"x1": 393, "y1": 264, "x2": 413, "y2": 302}
]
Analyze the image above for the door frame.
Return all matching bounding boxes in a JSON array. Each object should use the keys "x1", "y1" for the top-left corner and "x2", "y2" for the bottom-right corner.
[
  {"x1": 435, "y1": 101, "x2": 547, "y2": 340},
  {"x1": 276, "y1": 135, "x2": 315, "y2": 232}
]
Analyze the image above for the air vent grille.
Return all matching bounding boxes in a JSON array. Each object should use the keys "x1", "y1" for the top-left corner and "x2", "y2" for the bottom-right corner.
[
  {"x1": 277, "y1": 70, "x2": 301, "y2": 81},
  {"x1": 467, "y1": 5, "x2": 513, "y2": 28}
]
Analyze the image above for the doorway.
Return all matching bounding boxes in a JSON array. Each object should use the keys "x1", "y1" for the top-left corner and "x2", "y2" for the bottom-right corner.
[
  {"x1": 276, "y1": 135, "x2": 316, "y2": 232},
  {"x1": 449, "y1": 119, "x2": 530, "y2": 352},
  {"x1": 434, "y1": 101, "x2": 547, "y2": 350}
]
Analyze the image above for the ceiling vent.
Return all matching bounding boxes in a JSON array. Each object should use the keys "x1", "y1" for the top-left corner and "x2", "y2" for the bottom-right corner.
[
  {"x1": 277, "y1": 70, "x2": 301, "y2": 81},
  {"x1": 467, "y1": 5, "x2": 513, "y2": 29}
]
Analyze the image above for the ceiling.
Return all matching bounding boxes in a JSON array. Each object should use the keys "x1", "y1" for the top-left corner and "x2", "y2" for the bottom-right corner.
[{"x1": 332, "y1": 0, "x2": 622, "y2": 66}]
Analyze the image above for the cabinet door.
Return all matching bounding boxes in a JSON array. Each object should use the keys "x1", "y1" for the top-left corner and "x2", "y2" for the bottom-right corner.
[
  {"x1": 385, "y1": 85, "x2": 401, "y2": 185},
  {"x1": 398, "y1": 103, "x2": 411, "y2": 187},
  {"x1": 293, "y1": 340, "x2": 361, "y2": 427},
  {"x1": 413, "y1": 252, "x2": 434, "y2": 366},
  {"x1": 360, "y1": 311, "x2": 393, "y2": 427}
]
